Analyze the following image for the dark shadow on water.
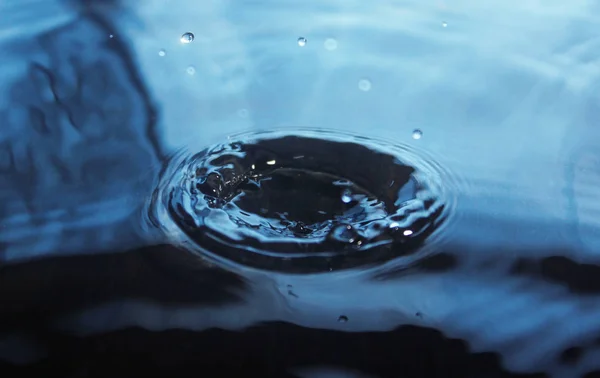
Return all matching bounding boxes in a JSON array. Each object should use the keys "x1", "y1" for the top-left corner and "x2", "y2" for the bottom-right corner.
[
  {"x1": 0, "y1": 243, "x2": 562, "y2": 378},
  {"x1": 0, "y1": 321, "x2": 546, "y2": 378},
  {"x1": 0, "y1": 244, "x2": 247, "y2": 333},
  {"x1": 511, "y1": 255, "x2": 600, "y2": 295}
]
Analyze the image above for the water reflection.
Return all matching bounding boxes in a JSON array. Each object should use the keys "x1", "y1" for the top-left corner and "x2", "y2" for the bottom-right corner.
[
  {"x1": 1, "y1": 0, "x2": 600, "y2": 377},
  {"x1": 0, "y1": 3, "x2": 162, "y2": 263}
]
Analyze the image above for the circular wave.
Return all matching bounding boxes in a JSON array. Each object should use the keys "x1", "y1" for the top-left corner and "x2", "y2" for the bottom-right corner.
[{"x1": 150, "y1": 129, "x2": 452, "y2": 273}]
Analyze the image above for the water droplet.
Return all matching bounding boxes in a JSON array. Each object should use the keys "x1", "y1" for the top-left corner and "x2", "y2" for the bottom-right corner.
[
  {"x1": 403, "y1": 229, "x2": 413, "y2": 236},
  {"x1": 328, "y1": 224, "x2": 360, "y2": 244},
  {"x1": 358, "y1": 79, "x2": 371, "y2": 92},
  {"x1": 324, "y1": 38, "x2": 338, "y2": 51},
  {"x1": 338, "y1": 315, "x2": 348, "y2": 323},
  {"x1": 442, "y1": 21, "x2": 448, "y2": 28},
  {"x1": 297, "y1": 37, "x2": 307, "y2": 47},
  {"x1": 186, "y1": 66, "x2": 196, "y2": 75},
  {"x1": 109, "y1": 34, "x2": 114, "y2": 39},
  {"x1": 180, "y1": 32, "x2": 195, "y2": 44},
  {"x1": 341, "y1": 190, "x2": 352, "y2": 204},
  {"x1": 158, "y1": 49, "x2": 166, "y2": 57},
  {"x1": 412, "y1": 129, "x2": 423, "y2": 140}
]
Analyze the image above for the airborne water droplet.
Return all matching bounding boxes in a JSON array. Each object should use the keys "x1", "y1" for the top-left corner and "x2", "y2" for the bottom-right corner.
[
  {"x1": 324, "y1": 38, "x2": 338, "y2": 50},
  {"x1": 297, "y1": 37, "x2": 307, "y2": 47},
  {"x1": 186, "y1": 66, "x2": 196, "y2": 75},
  {"x1": 338, "y1": 315, "x2": 348, "y2": 323},
  {"x1": 341, "y1": 189, "x2": 352, "y2": 204},
  {"x1": 158, "y1": 49, "x2": 166, "y2": 57},
  {"x1": 358, "y1": 79, "x2": 371, "y2": 91},
  {"x1": 442, "y1": 21, "x2": 448, "y2": 28},
  {"x1": 412, "y1": 129, "x2": 423, "y2": 140},
  {"x1": 180, "y1": 32, "x2": 195, "y2": 44}
]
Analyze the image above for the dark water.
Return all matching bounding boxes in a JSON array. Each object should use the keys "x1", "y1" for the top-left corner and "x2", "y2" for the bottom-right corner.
[
  {"x1": 2, "y1": 1, "x2": 600, "y2": 378},
  {"x1": 154, "y1": 130, "x2": 448, "y2": 273}
]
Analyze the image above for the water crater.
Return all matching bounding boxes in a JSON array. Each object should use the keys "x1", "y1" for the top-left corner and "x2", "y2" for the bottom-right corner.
[{"x1": 155, "y1": 130, "x2": 449, "y2": 273}]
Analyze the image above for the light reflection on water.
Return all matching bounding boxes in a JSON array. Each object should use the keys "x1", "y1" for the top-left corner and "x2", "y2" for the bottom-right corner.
[{"x1": 0, "y1": 0, "x2": 600, "y2": 376}]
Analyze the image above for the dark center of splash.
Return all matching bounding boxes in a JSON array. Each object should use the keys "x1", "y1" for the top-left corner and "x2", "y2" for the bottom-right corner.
[
  {"x1": 161, "y1": 132, "x2": 447, "y2": 273},
  {"x1": 229, "y1": 168, "x2": 383, "y2": 238}
]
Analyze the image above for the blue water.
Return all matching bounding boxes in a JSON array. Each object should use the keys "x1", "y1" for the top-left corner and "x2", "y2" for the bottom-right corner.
[{"x1": 1, "y1": 1, "x2": 600, "y2": 377}]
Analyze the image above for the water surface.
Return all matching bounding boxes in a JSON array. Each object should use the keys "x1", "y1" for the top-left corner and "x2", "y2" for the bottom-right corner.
[{"x1": 1, "y1": 0, "x2": 600, "y2": 377}]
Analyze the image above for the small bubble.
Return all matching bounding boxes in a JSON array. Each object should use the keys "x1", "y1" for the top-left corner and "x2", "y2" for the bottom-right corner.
[
  {"x1": 338, "y1": 315, "x2": 348, "y2": 323},
  {"x1": 158, "y1": 49, "x2": 166, "y2": 57},
  {"x1": 358, "y1": 79, "x2": 371, "y2": 92},
  {"x1": 180, "y1": 32, "x2": 195, "y2": 44},
  {"x1": 403, "y1": 229, "x2": 413, "y2": 236},
  {"x1": 341, "y1": 190, "x2": 352, "y2": 203},
  {"x1": 186, "y1": 66, "x2": 196, "y2": 75},
  {"x1": 324, "y1": 38, "x2": 338, "y2": 51},
  {"x1": 412, "y1": 129, "x2": 423, "y2": 140},
  {"x1": 238, "y1": 109, "x2": 248, "y2": 118},
  {"x1": 109, "y1": 34, "x2": 114, "y2": 39},
  {"x1": 442, "y1": 21, "x2": 448, "y2": 28},
  {"x1": 297, "y1": 37, "x2": 307, "y2": 47}
]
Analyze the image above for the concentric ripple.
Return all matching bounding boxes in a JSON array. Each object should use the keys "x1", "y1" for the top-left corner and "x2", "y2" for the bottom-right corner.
[{"x1": 150, "y1": 129, "x2": 452, "y2": 273}]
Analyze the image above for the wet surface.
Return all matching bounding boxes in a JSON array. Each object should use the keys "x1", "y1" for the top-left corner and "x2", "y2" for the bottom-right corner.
[{"x1": 2, "y1": 1, "x2": 600, "y2": 378}]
